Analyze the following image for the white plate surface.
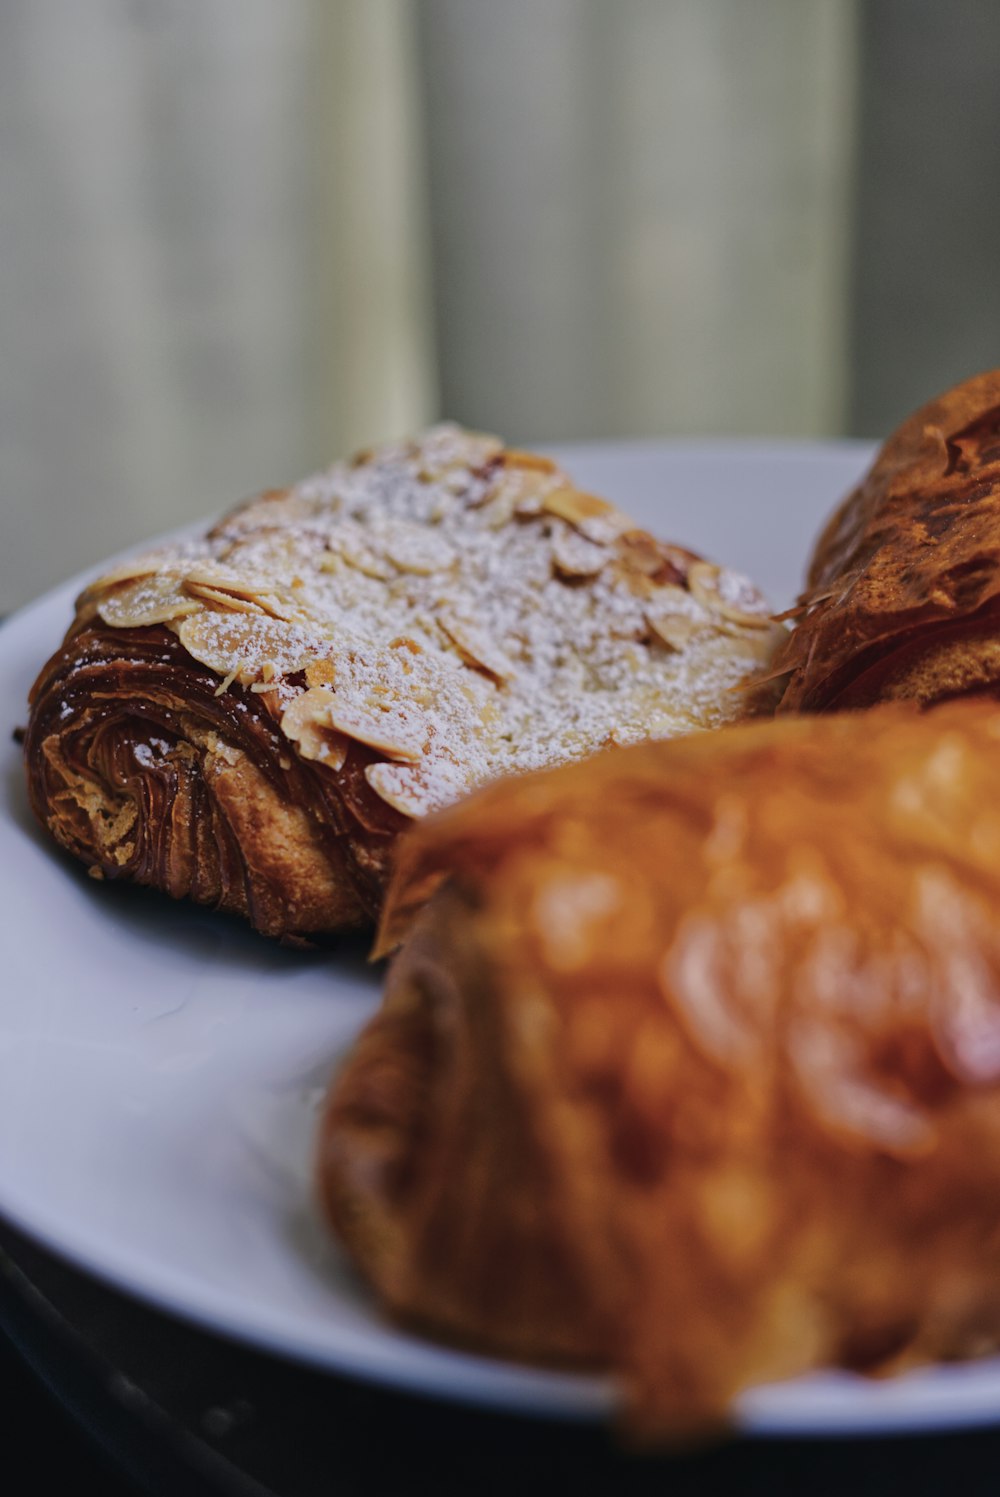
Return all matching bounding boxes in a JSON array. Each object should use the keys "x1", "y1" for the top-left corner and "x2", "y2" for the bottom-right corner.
[{"x1": 7, "y1": 440, "x2": 1000, "y2": 1437}]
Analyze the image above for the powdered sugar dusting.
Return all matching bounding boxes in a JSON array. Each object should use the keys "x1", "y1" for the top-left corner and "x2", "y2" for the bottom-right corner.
[{"x1": 88, "y1": 425, "x2": 782, "y2": 818}]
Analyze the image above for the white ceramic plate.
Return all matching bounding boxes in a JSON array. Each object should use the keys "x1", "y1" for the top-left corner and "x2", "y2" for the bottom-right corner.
[{"x1": 8, "y1": 440, "x2": 1000, "y2": 1437}]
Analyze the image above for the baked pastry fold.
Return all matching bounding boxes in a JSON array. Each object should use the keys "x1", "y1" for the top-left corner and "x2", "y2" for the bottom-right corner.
[
  {"x1": 25, "y1": 426, "x2": 780, "y2": 938},
  {"x1": 320, "y1": 701, "x2": 1000, "y2": 1434},
  {"x1": 776, "y1": 370, "x2": 1000, "y2": 711}
]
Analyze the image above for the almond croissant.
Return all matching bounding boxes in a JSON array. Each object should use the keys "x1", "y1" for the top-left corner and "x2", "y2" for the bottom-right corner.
[{"x1": 24, "y1": 426, "x2": 780, "y2": 939}]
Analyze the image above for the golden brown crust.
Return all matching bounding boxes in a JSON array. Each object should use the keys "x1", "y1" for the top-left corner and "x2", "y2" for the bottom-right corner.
[
  {"x1": 25, "y1": 426, "x2": 781, "y2": 939},
  {"x1": 322, "y1": 882, "x2": 614, "y2": 1366},
  {"x1": 775, "y1": 369, "x2": 1000, "y2": 712},
  {"x1": 321, "y1": 701, "x2": 1000, "y2": 1434}
]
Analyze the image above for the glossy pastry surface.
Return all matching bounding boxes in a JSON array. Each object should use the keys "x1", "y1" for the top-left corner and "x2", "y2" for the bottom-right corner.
[
  {"x1": 776, "y1": 370, "x2": 1000, "y2": 712},
  {"x1": 25, "y1": 425, "x2": 780, "y2": 938},
  {"x1": 321, "y1": 701, "x2": 1000, "y2": 1433}
]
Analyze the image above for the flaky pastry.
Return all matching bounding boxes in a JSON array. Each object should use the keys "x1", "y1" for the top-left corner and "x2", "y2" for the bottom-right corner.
[
  {"x1": 25, "y1": 425, "x2": 780, "y2": 938},
  {"x1": 320, "y1": 701, "x2": 1000, "y2": 1434},
  {"x1": 776, "y1": 370, "x2": 1000, "y2": 712}
]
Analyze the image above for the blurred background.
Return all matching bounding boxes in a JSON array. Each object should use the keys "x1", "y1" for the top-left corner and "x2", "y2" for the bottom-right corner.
[{"x1": 2, "y1": 0, "x2": 999, "y2": 612}]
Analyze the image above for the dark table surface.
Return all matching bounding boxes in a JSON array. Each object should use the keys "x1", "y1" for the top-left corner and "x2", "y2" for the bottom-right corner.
[{"x1": 6, "y1": 1217, "x2": 1000, "y2": 1497}]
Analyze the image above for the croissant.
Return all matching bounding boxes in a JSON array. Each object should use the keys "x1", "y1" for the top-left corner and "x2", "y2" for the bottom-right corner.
[
  {"x1": 776, "y1": 370, "x2": 1000, "y2": 712},
  {"x1": 24, "y1": 426, "x2": 780, "y2": 939},
  {"x1": 319, "y1": 700, "x2": 1000, "y2": 1435}
]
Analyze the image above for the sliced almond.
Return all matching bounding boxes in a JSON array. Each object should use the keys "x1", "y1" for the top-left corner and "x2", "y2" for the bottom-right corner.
[
  {"x1": 184, "y1": 582, "x2": 266, "y2": 615},
  {"x1": 98, "y1": 575, "x2": 202, "y2": 629},
  {"x1": 224, "y1": 530, "x2": 317, "y2": 577},
  {"x1": 481, "y1": 488, "x2": 519, "y2": 529},
  {"x1": 305, "y1": 658, "x2": 337, "y2": 688},
  {"x1": 503, "y1": 449, "x2": 559, "y2": 475},
  {"x1": 338, "y1": 547, "x2": 394, "y2": 581},
  {"x1": 183, "y1": 568, "x2": 302, "y2": 622},
  {"x1": 498, "y1": 465, "x2": 571, "y2": 518},
  {"x1": 365, "y1": 756, "x2": 469, "y2": 820},
  {"x1": 647, "y1": 613, "x2": 713, "y2": 652},
  {"x1": 328, "y1": 523, "x2": 395, "y2": 580},
  {"x1": 418, "y1": 426, "x2": 503, "y2": 481},
  {"x1": 614, "y1": 531, "x2": 695, "y2": 591},
  {"x1": 438, "y1": 608, "x2": 514, "y2": 682},
  {"x1": 649, "y1": 581, "x2": 699, "y2": 609},
  {"x1": 182, "y1": 564, "x2": 247, "y2": 590},
  {"x1": 182, "y1": 565, "x2": 273, "y2": 599},
  {"x1": 688, "y1": 562, "x2": 773, "y2": 628},
  {"x1": 686, "y1": 562, "x2": 723, "y2": 604},
  {"x1": 616, "y1": 530, "x2": 665, "y2": 578},
  {"x1": 541, "y1": 487, "x2": 631, "y2": 543},
  {"x1": 79, "y1": 552, "x2": 167, "y2": 605},
  {"x1": 303, "y1": 729, "x2": 348, "y2": 770},
  {"x1": 176, "y1": 611, "x2": 315, "y2": 680},
  {"x1": 382, "y1": 523, "x2": 456, "y2": 575},
  {"x1": 542, "y1": 487, "x2": 613, "y2": 525},
  {"x1": 280, "y1": 688, "x2": 349, "y2": 770},
  {"x1": 364, "y1": 761, "x2": 427, "y2": 819},
  {"x1": 326, "y1": 697, "x2": 425, "y2": 762},
  {"x1": 281, "y1": 685, "x2": 334, "y2": 729},
  {"x1": 551, "y1": 526, "x2": 608, "y2": 579},
  {"x1": 257, "y1": 594, "x2": 301, "y2": 622},
  {"x1": 513, "y1": 487, "x2": 546, "y2": 518}
]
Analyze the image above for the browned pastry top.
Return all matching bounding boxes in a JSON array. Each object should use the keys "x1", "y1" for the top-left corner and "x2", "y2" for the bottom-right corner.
[
  {"x1": 75, "y1": 425, "x2": 779, "y2": 822},
  {"x1": 775, "y1": 369, "x2": 1000, "y2": 710},
  {"x1": 325, "y1": 700, "x2": 1000, "y2": 1433},
  {"x1": 26, "y1": 425, "x2": 782, "y2": 937}
]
